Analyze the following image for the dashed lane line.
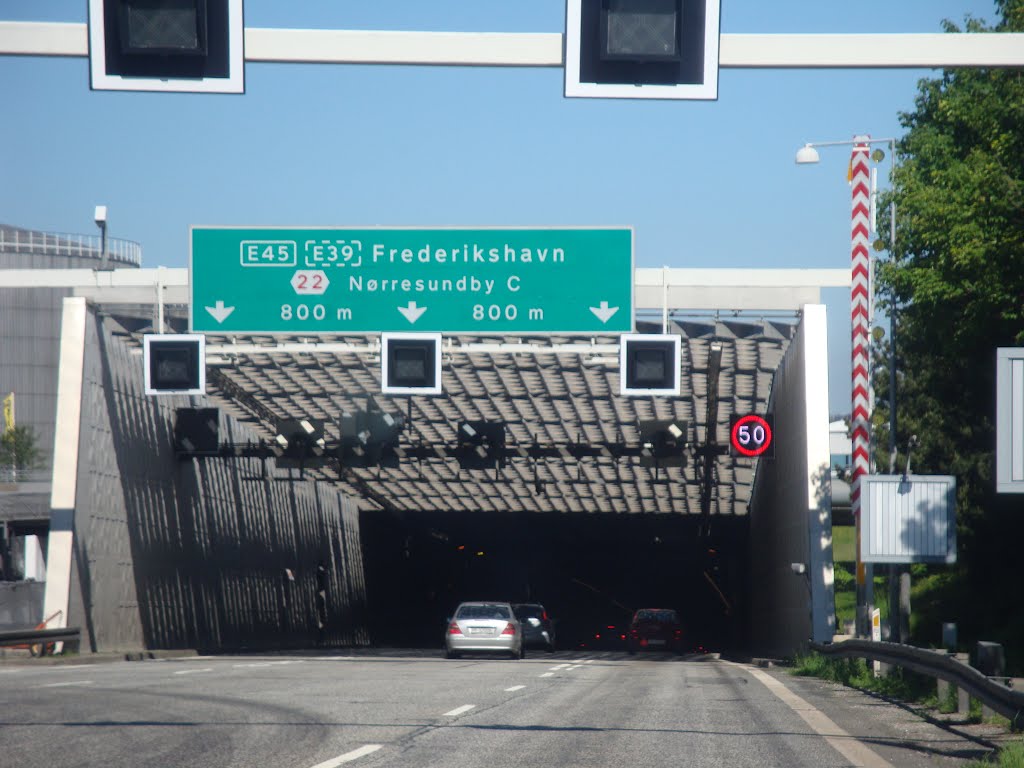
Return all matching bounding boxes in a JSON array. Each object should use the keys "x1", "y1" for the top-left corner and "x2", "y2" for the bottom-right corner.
[
  {"x1": 442, "y1": 705, "x2": 476, "y2": 717},
  {"x1": 174, "y1": 668, "x2": 214, "y2": 675},
  {"x1": 308, "y1": 744, "x2": 382, "y2": 767},
  {"x1": 504, "y1": 685, "x2": 526, "y2": 692},
  {"x1": 42, "y1": 680, "x2": 94, "y2": 688}
]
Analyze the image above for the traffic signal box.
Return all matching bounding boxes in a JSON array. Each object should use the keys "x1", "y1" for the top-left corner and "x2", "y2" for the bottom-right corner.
[
  {"x1": 143, "y1": 334, "x2": 206, "y2": 395},
  {"x1": 565, "y1": 0, "x2": 721, "y2": 100},
  {"x1": 88, "y1": 0, "x2": 245, "y2": 93}
]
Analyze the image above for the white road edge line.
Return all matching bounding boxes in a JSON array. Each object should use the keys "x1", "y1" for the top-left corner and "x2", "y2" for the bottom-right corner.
[
  {"x1": 504, "y1": 685, "x2": 526, "y2": 692},
  {"x1": 308, "y1": 744, "x2": 382, "y2": 768},
  {"x1": 443, "y1": 704, "x2": 476, "y2": 717},
  {"x1": 174, "y1": 668, "x2": 214, "y2": 675},
  {"x1": 43, "y1": 680, "x2": 94, "y2": 688},
  {"x1": 738, "y1": 663, "x2": 895, "y2": 768},
  {"x1": 540, "y1": 672, "x2": 554, "y2": 678}
]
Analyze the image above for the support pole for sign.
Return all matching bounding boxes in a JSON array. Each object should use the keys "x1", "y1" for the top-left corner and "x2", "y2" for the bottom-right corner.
[{"x1": 850, "y1": 137, "x2": 874, "y2": 638}]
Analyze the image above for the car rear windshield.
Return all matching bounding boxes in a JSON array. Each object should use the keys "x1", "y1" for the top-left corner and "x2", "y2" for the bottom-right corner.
[
  {"x1": 457, "y1": 604, "x2": 511, "y2": 620},
  {"x1": 513, "y1": 605, "x2": 545, "y2": 619},
  {"x1": 635, "y1": 609, "x2": 678, "y2": 623}
]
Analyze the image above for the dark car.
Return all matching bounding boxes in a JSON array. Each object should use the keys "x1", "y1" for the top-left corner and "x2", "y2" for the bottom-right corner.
[
  {"x1": 512, "y1": 603, "x2": 556, "y2": 652},
  {"x1": 627, "y1": 608, "x2": 684, "y2": 654}
]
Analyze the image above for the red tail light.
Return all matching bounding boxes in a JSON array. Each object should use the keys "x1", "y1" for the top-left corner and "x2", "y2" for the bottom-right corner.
[
  {"x1": 448, "y1": 621, "x2": 463, "y2": 635},
  {"x1": 542, "y1": 611, "x2": 549, "y2": 621},
  {"x1": 501, "y1": 622, "x2": 516, "y2": 636},
  {"x1": 674, "y1": 629, "x2": 683, "y2": 638}
]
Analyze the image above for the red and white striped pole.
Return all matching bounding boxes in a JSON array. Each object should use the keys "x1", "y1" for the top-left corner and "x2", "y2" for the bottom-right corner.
[{"x1": 850, "y1": 136, "x2": 873, "y2": 637}]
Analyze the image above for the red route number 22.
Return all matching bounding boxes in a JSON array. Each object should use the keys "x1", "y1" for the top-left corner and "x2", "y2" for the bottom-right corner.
[{"x1": 729, "y1": 414, "x2": 774, "y2": 459}]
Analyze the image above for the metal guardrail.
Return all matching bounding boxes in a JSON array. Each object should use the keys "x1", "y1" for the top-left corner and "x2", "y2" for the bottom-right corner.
[
  {"x1": 811, "y1": 639, "x2": 1024, "y2": 730},
  {"x1": 0, "y1": 227, "x2": 142, "y2": 266},
  {"x1": 0, "y1": 626, "x2": 81, "y2": 649}
]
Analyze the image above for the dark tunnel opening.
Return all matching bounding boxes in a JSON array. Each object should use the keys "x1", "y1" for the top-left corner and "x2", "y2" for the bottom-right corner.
[{"x1": 359, "y1": 509, "x2": 750, "y2": 654}]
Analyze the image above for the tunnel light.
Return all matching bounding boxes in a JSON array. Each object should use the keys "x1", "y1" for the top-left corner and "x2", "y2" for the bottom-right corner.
[
  {"x1": 275, "y1": 417, "x2": 327, "y2": 468},
  {"x1": 457, "y1": 420, "x2": 506, "y2": 470},
  {"x1": 173, "y1": 407, "x2": 219, "y2": 455}
]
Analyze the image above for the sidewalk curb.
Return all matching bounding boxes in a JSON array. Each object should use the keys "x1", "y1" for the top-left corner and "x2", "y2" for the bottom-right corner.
[{"x1": 0, "y1": 648, "x2": 198, "y2": 665}]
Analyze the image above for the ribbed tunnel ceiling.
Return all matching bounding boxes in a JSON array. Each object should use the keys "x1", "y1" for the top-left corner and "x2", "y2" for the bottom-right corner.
[{"x1": 116, "y1": 314, "x2": 796, "y2": 516}]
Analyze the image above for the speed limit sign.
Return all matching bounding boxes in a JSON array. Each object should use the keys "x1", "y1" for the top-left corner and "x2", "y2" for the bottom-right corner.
[{"x1": 730, "y1": 414, "x2": 774, "y2": 458}]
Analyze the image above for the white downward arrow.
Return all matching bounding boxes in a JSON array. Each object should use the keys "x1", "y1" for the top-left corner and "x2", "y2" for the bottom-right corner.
[
  {"x1": 589, "y1": 301, "x2": 619, "y2": 324},
  {"x1": 205, "y1": 300, "x2": 235, "y2": 324},
  {"x1": 398, "y1": 301, "x2": 427, "y2": 324}
]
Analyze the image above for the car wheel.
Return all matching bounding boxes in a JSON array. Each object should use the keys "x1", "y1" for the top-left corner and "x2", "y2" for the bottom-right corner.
[
  {"x1": 546, "y1": 642, "x2": 555, "y2": 653},
  {"x1": 445, "y1": 648, "x2": 459, "y2": 659},
  {"x1": 514, "y1": 645, "x2": 525, "y2": 660}
]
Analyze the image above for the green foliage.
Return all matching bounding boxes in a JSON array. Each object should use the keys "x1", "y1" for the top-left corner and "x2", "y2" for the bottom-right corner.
[
  {"x1": 0, "y1": 425, "x2": 43, "y2": 470},
  {"x1": 963, "y1": 741, "x2": 1024, "y2": 768},
  {"x1": 871, "y1": 0, "x2": 1024, "y2": 673},
  {"x1": 791, "y1": 652, "x2": 936, "y2": 702}
]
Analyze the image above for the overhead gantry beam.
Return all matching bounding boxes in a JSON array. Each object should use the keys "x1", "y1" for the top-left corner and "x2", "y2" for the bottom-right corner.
[{"x1": 3, "y1": 22, "x2": 1024, "y2": 68}]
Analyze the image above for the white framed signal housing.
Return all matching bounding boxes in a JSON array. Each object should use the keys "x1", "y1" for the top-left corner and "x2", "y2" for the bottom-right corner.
[
  {"x1": 143, "y1": 333, "x2": 207, "y2": 395},
  {"x1": 565, "y1": 0, "x2": 721, "y2": 100},
  {"x1": 381, "y1": 332, "x2": 443, "y2": 396},
  {"x1": 88, "y1": 0, "x2": 245, "y2": 93},
  {"x1": 619, "y1": 333, "x2": 681, "y2": 396}
]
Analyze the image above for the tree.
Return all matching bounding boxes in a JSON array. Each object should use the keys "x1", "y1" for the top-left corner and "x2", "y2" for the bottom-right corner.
[
  {"x1": 0, "y1": 425, "x2": 44, "y2": 474},
  {"x1": 874, "y1": 0, "x2": 1024, "y2": 663}
]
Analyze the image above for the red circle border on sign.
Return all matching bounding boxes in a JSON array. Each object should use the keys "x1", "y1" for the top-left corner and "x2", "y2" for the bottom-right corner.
[{"x1": 731, "y1": 414, "x2": 773, "y2": 457}]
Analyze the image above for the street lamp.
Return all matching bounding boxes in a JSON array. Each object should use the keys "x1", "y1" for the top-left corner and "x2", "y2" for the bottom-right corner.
[
  {"x1": 795, "y1": 135, "x2": 898, "y2": 640},
  {"x1": 94, "y1": 205, "x2": 109, "y2": 270}
]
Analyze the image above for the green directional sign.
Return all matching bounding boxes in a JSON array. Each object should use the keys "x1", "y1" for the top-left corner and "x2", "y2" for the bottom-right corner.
[{"x1": 189, "y1": 227, "x2": 633, "y2": 334}]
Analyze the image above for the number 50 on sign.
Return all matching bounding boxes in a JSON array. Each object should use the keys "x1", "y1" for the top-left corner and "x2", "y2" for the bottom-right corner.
[{"x1": 729, "y1": 413, "x2": 775, "y2": 459}]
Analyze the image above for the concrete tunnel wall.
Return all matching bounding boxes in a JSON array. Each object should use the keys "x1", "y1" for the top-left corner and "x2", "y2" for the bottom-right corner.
[
  {"x1": 43, "y1": 298, "x2": 371, "y2": 652},
  {"x1": 748, "y1": 303, "x2": 836, "y2": 657}
]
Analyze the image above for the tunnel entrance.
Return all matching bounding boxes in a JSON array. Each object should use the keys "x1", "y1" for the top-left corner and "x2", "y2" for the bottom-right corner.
[{"x1": 360, "y1": 509, "x2": 750, "y2": 653}]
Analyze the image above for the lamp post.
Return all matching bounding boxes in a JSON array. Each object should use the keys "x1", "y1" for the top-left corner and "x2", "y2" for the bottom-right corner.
[
  {"x1": 94, "y1": 205, "x2": 108, "y2": 270},
  {"x1": 796, "y1": 135, "x2": 897, "y2": 640}
]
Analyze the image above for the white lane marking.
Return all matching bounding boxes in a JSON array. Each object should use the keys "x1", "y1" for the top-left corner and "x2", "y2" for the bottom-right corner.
[
  {"x1": 540, "y1": 672, "x2": 555, "y2": 678},
  {"x1": 233, "y1": 662, "x2": 273, "y2": 668},
  {"x1": 567, "y1": 665, "x2": 583, "y2": 670},
  {"x1": 39, "y1": 664, "x2": 92, "y2": 670},
  {"x1": 504, "y1": 685, "x2": 526, "y2": 692},
  {"x1": 442, "y1": 704, "x2": 476, "y2": 717},
  {"x1": 308, "y1": 744, "x2": 383, "y2": 767},
  {"x1": 43, "y1": 680, "x2": 94, "y2": 688},
  {"x1": 174, "y1": 668, "x2": 214, "y2": 676},
  {"x1": 549, "y1": 664, "x2": 569, "y2": 670},
  {"x1": 582, "y1": 659, "x2": 593, "y2": 664},
  {"x1": 741, "y1": 664, "x2": 895, "y2": 768}
]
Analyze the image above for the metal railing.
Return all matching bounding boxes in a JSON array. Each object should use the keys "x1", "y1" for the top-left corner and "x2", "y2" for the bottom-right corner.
[
  {"x1": 0, "y1": 626, "x2": 80, "y2": 654},
  {"x1": 811, "y1": 639, "x2": 1024, "y2": 730},
  {"x1": 0, "y1": 227, "x2": 142, "y2": 266}
]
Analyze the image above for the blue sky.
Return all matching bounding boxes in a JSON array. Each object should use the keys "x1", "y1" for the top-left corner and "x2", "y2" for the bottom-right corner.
[{"x1": 0, "y1": 1, "x2": 1005, "y2": 414}]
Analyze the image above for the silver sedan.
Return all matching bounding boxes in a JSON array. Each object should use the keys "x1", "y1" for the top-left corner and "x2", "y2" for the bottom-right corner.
[{"x1": 444, "y1": 601, "x2": 524, "y2": 659}]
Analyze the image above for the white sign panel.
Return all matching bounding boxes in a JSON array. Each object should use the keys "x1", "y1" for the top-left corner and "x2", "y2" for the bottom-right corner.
[
  {"x1": 997, "y1": 348, "x2": 1024, "y2": 493},
  {"x1": 860, "y1": 475, "x2": 956, "y2": 564}
]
